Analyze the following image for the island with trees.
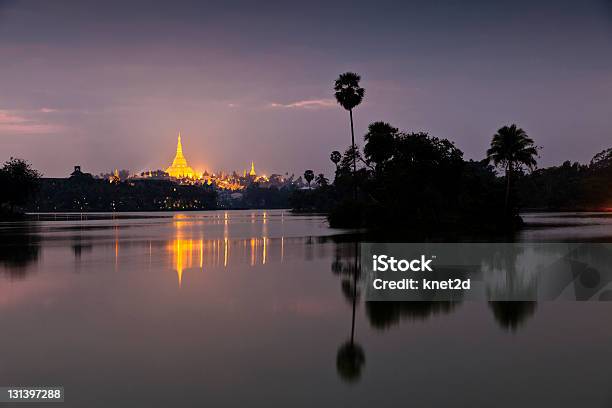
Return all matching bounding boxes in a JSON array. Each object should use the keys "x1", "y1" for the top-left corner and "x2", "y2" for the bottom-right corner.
[{"x1": 289, "y1": 72, "x2": 612, "y2": 232}]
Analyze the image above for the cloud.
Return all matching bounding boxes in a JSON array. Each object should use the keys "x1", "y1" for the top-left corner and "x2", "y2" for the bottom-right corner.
[
  {"x1": 0, "y1": 109, "x2": 64, "y2": 135},
  {"x1": 269, "y1": 98, "x2": 336, "y2": 109}
]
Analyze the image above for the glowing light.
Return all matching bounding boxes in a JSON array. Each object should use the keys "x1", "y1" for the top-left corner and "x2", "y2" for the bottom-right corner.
[
  {"x1": 250, "y1": 238, "x2": 256, "y2": 266},
  {"x1": 169, "y1": 238, "x2": 200, "y2": 287},
  {"x1": 224, "y1": 237, "x2": 228, "y2": 267},
  {"x1": 199, "y1": 239, "x2": 203, "y2": 269},
  {"x1": 168, "y1": 234, "x2": 278, "y2": 284}
]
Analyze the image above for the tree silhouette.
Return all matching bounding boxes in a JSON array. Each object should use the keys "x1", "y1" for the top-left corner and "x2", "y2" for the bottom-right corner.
[
  {"x1": 315, "y1": 173, "x2": 328, "y2": 187},
  {"x1": 339, "y1": 146, "x2": 363, "y2": 173},
  {"x1": 486, "y1": 124, "x2": 538, "y2": 216},
  {"x1": 304, "y1": 170, "x2": 314, "y2": 189},
  {"x1": 330, "y1": 150, "x2": 341, "y2": 173},
  {"x1": 363, "y1": 121, "x2": 398, "y2": 173},
  {"x1": 0, "y1": 157, "x2": 41, "y2": 215},
  {"x1": 334, "y1": 72, "x2": 364, "y2": 174}
]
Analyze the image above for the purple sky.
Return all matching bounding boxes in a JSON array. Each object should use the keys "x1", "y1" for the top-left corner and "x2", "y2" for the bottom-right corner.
[{"x1": 1, "y1": 0, "x2": 611, "y2": 177}]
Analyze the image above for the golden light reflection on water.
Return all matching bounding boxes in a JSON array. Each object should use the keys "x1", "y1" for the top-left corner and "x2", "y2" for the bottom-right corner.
[
  {"x1": 107, "y1": 211, "x2": 291, "y2": 287},
  {"x1": 166, "y1": 236, "x2": 279, "y2": 287},
  {"x1": 114, "y1": 225, "x2": 119, "y2": 271}
]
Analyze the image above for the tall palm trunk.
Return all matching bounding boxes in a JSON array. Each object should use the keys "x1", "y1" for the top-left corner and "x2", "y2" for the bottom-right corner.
[
  {"x1": 350, "y1": 241, "x2": 358, "y2": 344},
  {"x1": 349, "y1": 109, "x2": 357, "y2": 199},
  {"x1": 349, "y1": 109, "x2": 356, "y2": 173}
]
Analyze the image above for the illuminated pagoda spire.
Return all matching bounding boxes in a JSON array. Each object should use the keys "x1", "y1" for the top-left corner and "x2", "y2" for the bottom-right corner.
[
  {"x1": 176, "y1": 133, "x2": 184, "y2": 155},
  {"x1": 249, "y1": 161, "x2": 256, "y2": 176},
  {"x1": 166, "y1": 132, "x2": 195, "y2": 179}
]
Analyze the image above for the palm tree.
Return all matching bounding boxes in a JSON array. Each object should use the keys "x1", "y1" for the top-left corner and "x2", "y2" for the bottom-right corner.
[
  {"x1": 330, "y1": 150, "x2": 341, "y2": 172},
  {"x1": 334, "y1": 72, "x2": 365, "y2": 174},
  {"x1": 304, "y1": 169, "x2": 314, "y2": 189},
  {"x1": 486, "y1": 124, "x2": 538, "y2": 215}
]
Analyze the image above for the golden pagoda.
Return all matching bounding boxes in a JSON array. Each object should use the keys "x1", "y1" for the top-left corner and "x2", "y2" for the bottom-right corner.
[
  {"x1": 166, "y1": 132, "x2": 195, "y2": 179},
  {"x1": 249, "y1": 161, "x2": 256, "y2": 176}
]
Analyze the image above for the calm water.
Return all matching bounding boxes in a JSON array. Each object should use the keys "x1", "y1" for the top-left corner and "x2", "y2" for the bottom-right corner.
[{"x1": 1, "y1": 210, "x2": 612, "y2": 407}]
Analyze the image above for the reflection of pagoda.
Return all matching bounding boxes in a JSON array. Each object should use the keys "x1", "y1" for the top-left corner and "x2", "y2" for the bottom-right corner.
[{"x1": 166, "y1": 132, "x2": 195, "y2": 179}]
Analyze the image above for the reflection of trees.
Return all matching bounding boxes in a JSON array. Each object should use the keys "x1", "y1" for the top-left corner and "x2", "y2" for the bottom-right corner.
[
  {"x1": 488, "y1": 301, "x2": 537, "y2": 332},
  {"x1": 335, "y1": 242, "x2": 365, "y2": 383},
  {"x1": 333, "y1": 241, "x2": 463, "y2": 335},
  {"x1": 482, "y1": 244, "x2": 538, "y2": 330},
  {"x1": 332, "y1": 242, "x2": 362, "y2": 304},
  {"x1": 72, "y1": 237, "x2": 93, "y2": 259},
  {"x1": 336, "y1": 341, "x2": 365, "y2": 383},
  {"x1": 332, "y1": 239, "x2": 540, "y2": 340},
  {"x1": 365, "y1": 301, "x2": 458, "y2": 330},
  {"x1": 0, "y1": 224, "x2": 41, "y2": 279},
  {"x1": 483, "y1": 244, "x2": 536, "y2": 298}
]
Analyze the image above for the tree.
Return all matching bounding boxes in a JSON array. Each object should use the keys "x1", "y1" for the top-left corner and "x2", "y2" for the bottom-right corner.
[
  {"x1": 486, "y1": 124, "x2": 538, "y2": 216},
  {"x1": 0, "y1": 157, "x2": 41, "y2": 213},
  {"x1": 304, "y1": 170, "x2": 314, "y2": 189},
  {"x1": 330, "y1": 150, "x2": 342, "y2": 172},
  {"x1": 363, "y1": 121, "x2": 398, "y2": 173},
  {"x1": 334, "y1": 72, "x2": 365, "y2": 174},
  {"x1": 339, "y1": 146, "x2": 363, "y2": 173},
  {"x1": 590, "y1": 147, "x2": 612, "y2": 171},
  {"x1": 315, "y1": 173, "x2": 329, "y2": 187}
]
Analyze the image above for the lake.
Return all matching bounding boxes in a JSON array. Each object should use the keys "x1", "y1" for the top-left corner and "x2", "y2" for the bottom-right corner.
[{"x1": 1, "y1": 210, "x2": 612, "y2": 407}]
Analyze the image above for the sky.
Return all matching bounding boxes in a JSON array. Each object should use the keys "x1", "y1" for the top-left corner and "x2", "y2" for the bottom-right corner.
[{"x1": 1, "y1": 0, "x2": 611, "y2": 177}]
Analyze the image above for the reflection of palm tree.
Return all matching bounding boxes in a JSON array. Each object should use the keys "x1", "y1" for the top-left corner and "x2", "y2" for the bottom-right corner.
[
  {"x1": 488, "y1": 301, "x2": 537, "y2": 331},
  {"x1": 336, "y1": 341, "x2": 365, "y2": 383},
  {"x1": 336, "y1": 241, "x2": 365, "y2": 382},
  {"x1": 483, "y1": 244, "x2": 538, "y2": 331},
  {"x1": 486, "y1": 124, "x2": 538, "y2": 216}
]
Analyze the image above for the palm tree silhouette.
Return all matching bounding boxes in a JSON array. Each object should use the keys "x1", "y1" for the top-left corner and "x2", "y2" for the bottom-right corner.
[
  {"x1": 334, "y1": 72, "x2": 365, "y2": 174},
  {"x1": 330, "y1": 150, "x2": 341, "y2": 173},
  {"x1": 486, "y1": 124, "x2": 538, "y2": 215},
  {"x1": 304, "y1": 169, "x2": 314, "y2": 189}
]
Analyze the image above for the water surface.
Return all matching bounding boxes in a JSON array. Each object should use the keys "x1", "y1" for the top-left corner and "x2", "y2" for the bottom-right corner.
[{"x1": 1, "y1": 210, "x2": 612, "y2": 407}]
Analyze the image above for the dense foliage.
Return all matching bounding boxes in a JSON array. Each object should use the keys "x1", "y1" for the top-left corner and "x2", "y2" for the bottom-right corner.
[
  {"x1": 292, "y1": 122, "x2": 510, "y2": 230},
  {"x1": 292, "y1": 120, "x2": 612, "y2": 229},
  {"x1": 0, "y1": 158, "x2": 41, "y2": 218},
  {"x1": 517, "y1": 148, "x2": 612, "y2": 210},
  {"x1": 229, "y1": 184, "x2": 292, "y2": 209}
]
